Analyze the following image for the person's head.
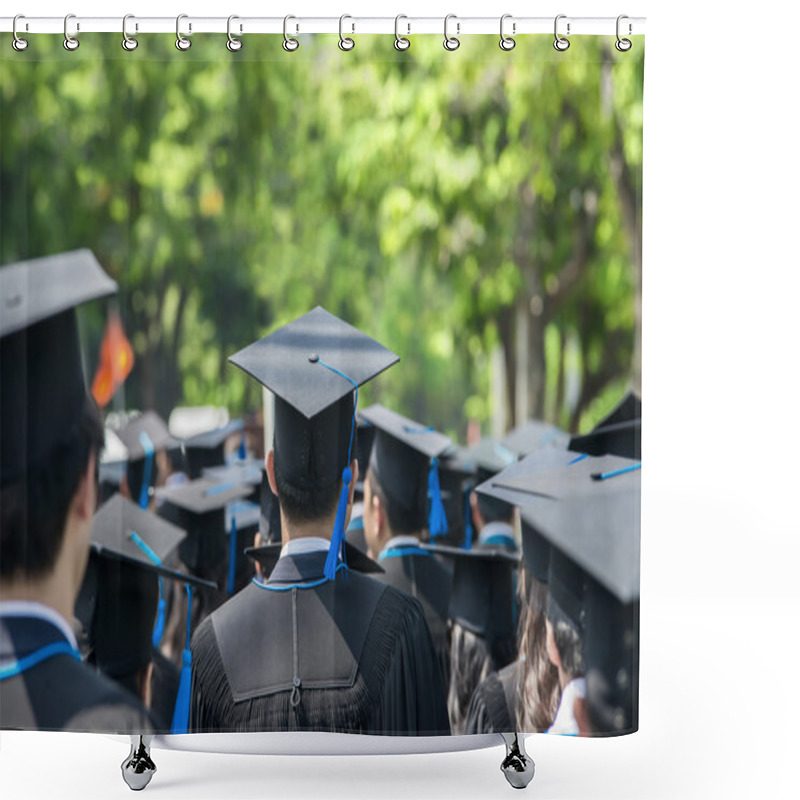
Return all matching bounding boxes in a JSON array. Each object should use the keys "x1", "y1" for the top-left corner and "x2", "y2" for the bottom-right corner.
[
  {"x1": 229, "y1": 307, "x2": 399, "y2": 551},
  {"x1": 1, "y1": 250, "x2": 116, "y2": 604},
  {"x1": 470, "y1": 490, "x2": 515, "y2": 532},
  {"x1": 515, "y1": 564, "x2": 561, "y2": 733},
  {"x1": 359, "y1": 404, "x2": 453, "y2": 553},
  {"x1": 266, "y1": 394, "x2": 359, "y2": 536},
  {"x1": 1, "y1": 396, "x2": 104, "y2": 596}
]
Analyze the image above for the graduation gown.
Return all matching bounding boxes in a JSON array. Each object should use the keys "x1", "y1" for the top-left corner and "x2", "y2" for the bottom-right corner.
[
  {"x1": 374, "y1": 537, "x2": 453, "y2": 688},
  {"x1": 464, "y1": 661, "x2": 518, "y2": 734},
  {"x1": 0, "y1": 614, "x2": 153, "y2": 732},
  {"x1": 189, "y1": 550, "x2": 451, "y2": 736}
]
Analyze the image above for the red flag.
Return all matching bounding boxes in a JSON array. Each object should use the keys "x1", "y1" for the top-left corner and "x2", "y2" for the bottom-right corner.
[{"x1": 91, "y1": 309, "x2": 134, "y2": 408}]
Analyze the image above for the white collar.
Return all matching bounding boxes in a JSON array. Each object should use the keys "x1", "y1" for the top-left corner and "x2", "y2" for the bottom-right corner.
[
  {"x1": 547, "y1": 677, "x2": 586, "y2": 735},
  {"x1": 382, "y1": 535, "x2": 422, "y2": 553},
  {"x1": 279, "y1": 537, "x2": 332, "y2": 559},
  {"x1": 478, "y1": 521, "x2": 515, "y2": 544},
  {"x1": 0, "y1": 600, "x2": 79, "y2": 650}
]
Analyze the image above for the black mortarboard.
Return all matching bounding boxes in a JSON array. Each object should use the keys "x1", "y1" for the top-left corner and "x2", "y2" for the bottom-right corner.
[
  {"x1": 568, "y1": 390, "x2": 641, "y2": 460},
  {"x1": 500, "y1": 419, "x2": 569, "y2": 459},
  {"x1": 461, "y1": 437, "x2": 519, "y2": 524},
  {"x1": 1, "y1": 249, "x2": 117, "y2": 484},
  {"x1": 229, "y1": 307, "x2": 398, "y2": 492},
  {"x1": 156, "y1": 478, "x2": 252, "y2": 575},
  {"x1": 436, "y1": 447, "x2": 477, "y2": 547},
  {"x1": 183, "y1": 419, "x2": 245, "y2": 479},
  {"x1": 360, "y1": 404, "x2": 453, "y2": 535},
  {"x1": 424, "y1": 543, "x2": 519, "y2": 644},
  {"x1": 78, "y1": 494, "x2": 215, "y2": 677},
  {"x1": 245, "y1": 541, "x2": 385, "y2": 576},
  {"x1": 203, "y1": 458, "x2": 264, "y2": 488}
]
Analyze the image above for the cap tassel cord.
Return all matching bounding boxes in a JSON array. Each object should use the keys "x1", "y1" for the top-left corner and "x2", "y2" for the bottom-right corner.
[
  {"x1": 315, "y1": 358, "x2": 359, "y2": 582},
  {"x1": 427, "y1": 457, "x2": 448, "y2": 538},
  {"x1": 170, "y1": 582, "x2": 193, "y2": 734},
  {"x1": 238, "y1": 433, "x2": 247, "y2": 460},
  {"x1": 138, "y1": 430, "x2": 155, "y2": 510},
  {"x1": 129, "y1": 530, "x2": 166, "y2": 649},
  {"x1": 463, "y1": 487, "x2": 474, "y2": 550},
  {"x1": 227, "y1": 515, "x2": 237, "y2": 596}
]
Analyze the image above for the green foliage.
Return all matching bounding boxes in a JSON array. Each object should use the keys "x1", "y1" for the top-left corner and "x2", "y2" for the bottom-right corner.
[{"x1": 1, "y1": 34, "x2": 643, "y2": 439}]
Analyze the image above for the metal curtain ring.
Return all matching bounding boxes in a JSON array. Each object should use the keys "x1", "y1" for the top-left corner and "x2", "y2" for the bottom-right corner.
[
  {"x1": 443, "y1": 14, "x2": 460, "y2": 51},
  {"x1": 283, "y1": 15, "x2": 299, "y2": 51},
  {"x1": 394, "y1": 14, "x2": 410, "y2": 51},
  {"x1": 12, "y1": 15, "x2": 28, "y2": 51},
  {"x1": 339, "y1": 14, "x2": 354, "y2": 51},
  {"x1": 615, "y1": 14, "x2": 632, "y2": 52},
  {"x1": 227, "y1": 15, "x2": 243, "y2": 51},
  {"x1": 553, "y1": 14, "x2": 570, "y2": 51},
  {"x1": 64, "y1": 13, "x2": 79, "y2": 51},
  {"x1": 499, "y1": 14, "x2": 515, "y2": 51},
  {"x1": 122, "y1": 14, "x2": 138, "y2": 51},
  {"x1": 176, "y1": 14, "x2": 192, "y2": 50}
]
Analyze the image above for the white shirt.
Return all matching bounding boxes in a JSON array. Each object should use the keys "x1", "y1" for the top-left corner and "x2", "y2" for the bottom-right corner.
[
  {"x1": 547, "y1": 677, "x2": 586, "y2": 736},
  {"x1": 0, "y1": 600, "x2": 79, "y2": 650},
  {"x1": 279, "y1": 537, "x2": 332, "y2": 559},
  {"x1": 381, "y1": 535, "x2": 422, "y2": 554}
]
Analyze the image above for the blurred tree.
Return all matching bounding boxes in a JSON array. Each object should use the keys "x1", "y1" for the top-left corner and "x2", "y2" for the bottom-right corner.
[{"x1": 0, "y1": 34, "x2": 643, "y2": 439}]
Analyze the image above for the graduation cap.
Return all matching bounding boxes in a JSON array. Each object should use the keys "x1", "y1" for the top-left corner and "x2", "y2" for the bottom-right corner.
[
  {"x1": 1, "y1": 249, "x2": 117, "y2": 484},
  {"x1": 82, "y1": 493, "x2": 217, "y2": 734},
  {"x1": 183, "y1": 418, "x2": 245, "y2": 479},
  {"x1": 568, "y1": 390, "x2": 641, "y2": 460},
  {"x1": 117, "y1": 411, "x2": 178, "y2": 509},
  {"x1": 353, "y1": 412, "x2": 376, "y2": 498},
  {"x1": 156, "y1": 478, "x2": 252, "y2": 577},
  {"x1": 424, "y1": 544, "x2": 519, "y2": 652},
  {"x1": 229, "y1": 307, "x2": 399, "y2": 580},
  {"x1": 500, "y1": 419, "x2": 569, "y2": 459},
  {"x1": 436, "y1": 447, "x2": 478, "y2": 548},
  {"x1": 78, "y1": 494, "x2": 215, "y2": 672},
  {"x1": 245, "y1": 540, "x2": 385, "y2": 576},
  {"x1": 359, "y1": 404, "x2": 453, "y2": 537}
]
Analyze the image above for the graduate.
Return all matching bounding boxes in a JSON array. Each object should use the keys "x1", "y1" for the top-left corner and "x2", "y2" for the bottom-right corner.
[
  {"x1": 189, "y1": 307, "x2": 450, "y2": 735},
  {"x1": 424, "y1": 543, "x2": 518, "y2": 734},
  {"x1": 76, "y1": 494, "x2": 217, "y2": 731},
  {"x1": 359, "y1": 404, "x2": 455, "y2": 686},
  {"x1": 0, "y1": 249, "x2": 152, "y2": 732}
]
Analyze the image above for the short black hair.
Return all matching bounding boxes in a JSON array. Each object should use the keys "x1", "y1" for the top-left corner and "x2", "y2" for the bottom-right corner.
[
  {"x1": 1, "y1": 396, "x2": 104, "y2": 580},
  {"x1": 551, "y1": 618, "x2": 585, "y2": 678},
  {"x1": 273, "y1": 450, "x2": 343, "y2": 525},
  {"x1": 365, "y1": 467, "x2": 423, "y2": 534}
]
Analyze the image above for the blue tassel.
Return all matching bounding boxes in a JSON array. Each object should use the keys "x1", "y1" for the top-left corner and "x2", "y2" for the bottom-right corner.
[
  {"x1": 138, "y1": 431, "x2": 154, "y2": 510},
  {"x1": 427, "y1": 458, "x2": 448, "y2": 539},
  {"x1": 170, "y1": 583, "x2": 193, "y2": 734},
  {"x1": 151, "y1": 581, "x2": 166, "y2": 648},
  {"x1": 324, "y1": 467, "x2": 351, "y2": 581},
  {"x1": 238, "y1": 433, "x2": 246, "y2": 460},
  {"x1": 463, "y1": 488, "x2": 473, "y2": 551},
  {"x1": 227, "y1": 515, "x2": 237, "y2": 596}
]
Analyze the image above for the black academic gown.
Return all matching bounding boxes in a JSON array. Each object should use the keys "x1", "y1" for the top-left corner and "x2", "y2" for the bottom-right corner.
[
  {"x1": 189, "y1": 551, "x2": 451, "y2": 736},
  {"x1": 464, "y1": 661, "x2": 518, "y2": 734},
  {"x1": 0, "y1": 615, "x2": 153, "y2": 732},
  {"x1": 374, "y1": 539, "x2": 453, "y2": 689}
]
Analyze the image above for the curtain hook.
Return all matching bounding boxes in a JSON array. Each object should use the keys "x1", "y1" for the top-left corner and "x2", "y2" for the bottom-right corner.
[
  {"x1": 553, "y1": 14, "x2": 570, "y2": 51},
  {"x1": 615, "y1": 15, "x2": 632, "y2": 52},
  {"x1": 339, "y1": 14, "x2": 355, "y2": 51},
  {"x1": 499, "y1": 14, "x2": 515, "y2": 51},
  {"x1": 176, "y1": 14, "x2": 192, "y2": 50},
  {"x1": 394, "y1": 14, "x2": 410, "y2": 51},
  {"x1": 227, "y1": 15, "x2": 243, "y2": 51},
  {"x1": 12, "y1": 15, "x2": 28, "y2": 51},
  {"x1": 63, "y1": 13, "x2": 80, "y2": 51},
  {"x1": 443, "y1": 14, "x2": 460, "y2": 51},
  {"x1": 122, "y1": 14, "x2": 138, "y2": 51},
  {"x1": 283, "y1": 15, "x2": 299, "y2": 51}
]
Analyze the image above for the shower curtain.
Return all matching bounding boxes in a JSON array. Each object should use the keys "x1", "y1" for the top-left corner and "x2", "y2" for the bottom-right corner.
[{"x1": 0, "y1": 26, "x2": 643, "y2": 746}]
